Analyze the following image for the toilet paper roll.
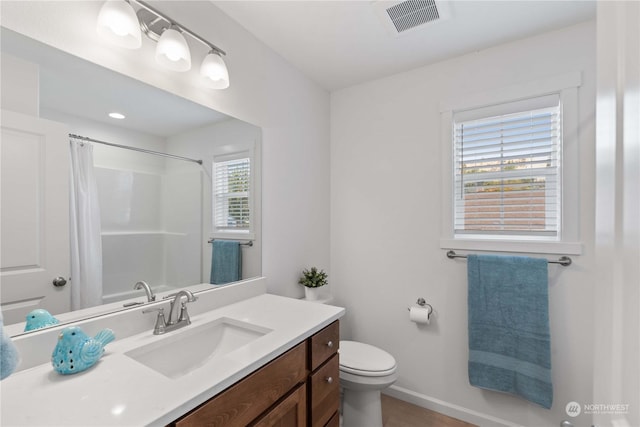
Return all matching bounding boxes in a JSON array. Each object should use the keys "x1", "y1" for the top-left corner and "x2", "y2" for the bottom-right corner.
[{"x1": 409, "y1": 306, "x2": 431, "y2": 324}]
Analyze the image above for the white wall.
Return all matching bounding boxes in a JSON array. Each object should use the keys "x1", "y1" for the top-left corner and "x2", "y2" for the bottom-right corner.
[
  {"x1": 593, "y1": 2, "x2": 640, "y2": 426},
  {"x1": 0, "y1": 53, "x2": 39, "y2": 116},
  {"x1": 331, "y1": 21, "x2": 596, "y2": 427},
  {"x1": 0, "y1": 0, "x2": 330, "y2": 298}
]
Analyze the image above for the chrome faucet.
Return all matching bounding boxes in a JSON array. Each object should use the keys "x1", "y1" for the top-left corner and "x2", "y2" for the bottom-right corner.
[
  {"x1": 142, "y1": 290, "x2": 198, "y2": 335},
  {"x1": 134, "y1": 281, "x2": 155, "y2": 302},
  {"x1": 166, "y1": 290, "x2": 198, "y2": 326}
]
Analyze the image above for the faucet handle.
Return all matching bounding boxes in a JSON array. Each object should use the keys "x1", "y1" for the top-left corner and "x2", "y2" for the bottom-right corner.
[{"x1": 142, "y1": 307, "x2": 166, "y2": 335}]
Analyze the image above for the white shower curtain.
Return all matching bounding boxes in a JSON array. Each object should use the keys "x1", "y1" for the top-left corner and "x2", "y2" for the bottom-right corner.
[{"x1": 69, "y1": 140, "x2": 103, "y2": 310}]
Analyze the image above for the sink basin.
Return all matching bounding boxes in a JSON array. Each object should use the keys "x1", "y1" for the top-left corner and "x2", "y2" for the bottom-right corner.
[{"x1": 125, "y1": 317, "x2": 272, "y2": 379}]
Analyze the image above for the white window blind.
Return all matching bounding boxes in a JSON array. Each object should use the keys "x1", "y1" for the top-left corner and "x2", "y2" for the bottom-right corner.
[
  {"x1": 453, "y1": 95, "x2": 561, "y2": 238},
  {"x1": 213, "y1": 155, "x2": 251, "y2": 232}
]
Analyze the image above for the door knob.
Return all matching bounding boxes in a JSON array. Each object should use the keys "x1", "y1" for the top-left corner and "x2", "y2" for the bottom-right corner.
[{"x1": 52, "y1": 277, "x2": 67, "y2": 287}]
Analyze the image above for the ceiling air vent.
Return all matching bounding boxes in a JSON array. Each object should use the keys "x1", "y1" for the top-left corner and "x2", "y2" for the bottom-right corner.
[{"x1": 374, "y1": 0, "x2": 451, "y2": 36}]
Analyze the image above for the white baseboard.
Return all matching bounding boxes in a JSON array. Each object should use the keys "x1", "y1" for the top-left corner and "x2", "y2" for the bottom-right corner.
[{"x1": 383, "y1": 385, "x2": 523, "y2": 427}]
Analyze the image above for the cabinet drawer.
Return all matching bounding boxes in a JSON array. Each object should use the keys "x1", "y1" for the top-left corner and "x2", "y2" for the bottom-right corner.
[
  {"x1": 310, "y1": 321, "x2": 339, "y2": 370},
  {"x1": 174, "y1": 342, "x2": 307, "y2": 427},
  {"x1": 310, "y1": 354, "x2": 339, "y2": 427}
]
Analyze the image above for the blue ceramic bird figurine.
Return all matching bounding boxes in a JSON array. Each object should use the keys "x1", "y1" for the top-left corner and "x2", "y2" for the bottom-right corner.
[
  {"x1": 51, "y1": 326, "x2": 115, "y2": 375},
  {"x1": 24, "y1": 309, "x2": 60, "y2": 332},
  {"x1": 1, "y1": 311, "x2": 19, "y2": 380}
]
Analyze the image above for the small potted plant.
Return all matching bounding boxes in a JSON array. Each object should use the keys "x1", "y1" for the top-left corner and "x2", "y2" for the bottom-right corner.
[{"x1": 298, "y1": 267, "x2": 328, "y2": 300}]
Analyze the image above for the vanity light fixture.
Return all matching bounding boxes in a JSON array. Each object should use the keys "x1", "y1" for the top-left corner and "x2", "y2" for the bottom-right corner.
[
  {"x1": 96, "y1": 0, "x2": 229, "y2": 87},
  {"x1": 96, "y1": 0, "x2": 142, "y2": 49},
  {"x1": 200, "y1": 50, "x2": 230, "y2": 89},
  {"x1": 155, "y1": 25, "x2": 191, "y2": 72}
]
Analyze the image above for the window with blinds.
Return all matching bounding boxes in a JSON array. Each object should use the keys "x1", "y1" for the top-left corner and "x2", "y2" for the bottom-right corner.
[
  {"x1": 213, "y1": 155, "x2": 251, "y2": 233},
  {"x1": 453, "y1": 95, "x2": 561, "y2": 238}
]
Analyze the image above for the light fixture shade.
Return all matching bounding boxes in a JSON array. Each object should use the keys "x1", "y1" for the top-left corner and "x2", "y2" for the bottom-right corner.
[
  {"x1": 96, "y1": 0, "x2": 141, "y2": 49},
  {"x1": 155, "y1": 26, "x2": 191, "y2": 72},
  {"x1": 200, "y1": 51, "x2": 230, "y2": 89}
]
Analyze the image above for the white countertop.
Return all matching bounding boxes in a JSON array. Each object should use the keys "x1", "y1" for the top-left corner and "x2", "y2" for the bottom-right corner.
[{"x1": 1, "y1": 293, "x2": 344, "y2": 426}]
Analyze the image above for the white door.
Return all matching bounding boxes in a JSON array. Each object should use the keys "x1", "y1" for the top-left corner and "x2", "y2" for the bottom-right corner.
[{"x1": 0, "y1": 109, "x2": 70, "y2": 325}]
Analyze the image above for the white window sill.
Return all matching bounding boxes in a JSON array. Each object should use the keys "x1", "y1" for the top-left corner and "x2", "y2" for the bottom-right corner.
[
  {"x1": 439, "y1": 238, "x2": 582, "y2": 256},
  {"x1": 212, "y1": 231, "x2": 255, "y2": 241}
]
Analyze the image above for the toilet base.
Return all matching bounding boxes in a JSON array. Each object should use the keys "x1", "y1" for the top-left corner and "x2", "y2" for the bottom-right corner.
[{"x1": 342, "y1": 388, "x2": 383, "y2": 427}]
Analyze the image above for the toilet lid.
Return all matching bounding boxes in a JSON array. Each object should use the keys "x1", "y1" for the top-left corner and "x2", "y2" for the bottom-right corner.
[{"x1": 339, "y1": 340, "x2": 396, "y2": 377}]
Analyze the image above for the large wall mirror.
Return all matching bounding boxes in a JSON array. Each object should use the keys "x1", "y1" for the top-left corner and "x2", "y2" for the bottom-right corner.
[{"x1": 0, "y1": 27, "x2": 262, "y2": 334}]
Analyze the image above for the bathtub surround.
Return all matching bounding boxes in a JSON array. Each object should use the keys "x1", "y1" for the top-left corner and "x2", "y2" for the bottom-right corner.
[{"x1": 331, "y1": 21, "x2": 596, "y2": 426}]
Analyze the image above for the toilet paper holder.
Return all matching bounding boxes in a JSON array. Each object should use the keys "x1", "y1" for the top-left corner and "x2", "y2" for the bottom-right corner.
[{"x1": 407, "y1": 298, "x2": 433, "y2": 317}]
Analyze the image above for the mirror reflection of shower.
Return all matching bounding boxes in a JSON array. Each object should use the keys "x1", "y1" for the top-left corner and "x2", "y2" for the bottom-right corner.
[
  {"x1": 85, "y1": 135, "x2": 205, "y2": 306},
  {"x1": 52, "y1": 105, "x2": 262, "y2": 311}
]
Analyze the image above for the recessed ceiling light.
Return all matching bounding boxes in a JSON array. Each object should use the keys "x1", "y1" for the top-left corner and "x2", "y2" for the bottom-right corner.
[{"x1": 109, "y1": 112, "x2": 126, "y2": 119}]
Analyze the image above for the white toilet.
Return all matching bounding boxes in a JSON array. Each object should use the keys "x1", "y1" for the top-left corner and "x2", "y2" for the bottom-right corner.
[{"x1": 339, "y1": 340, "x2": 397, "y2": 427}]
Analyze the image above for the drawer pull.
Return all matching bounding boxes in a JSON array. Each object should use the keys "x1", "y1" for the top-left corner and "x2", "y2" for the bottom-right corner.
[
  {"x1": 327, "y1": 340, "x2": 334, "y2": 348},
  {"x1": 326, "y1": 376, "x2": 333, "y2": 384}
]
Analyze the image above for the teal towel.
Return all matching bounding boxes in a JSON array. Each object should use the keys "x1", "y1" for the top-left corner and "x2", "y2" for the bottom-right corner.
[
  {"x1": 467, "y1": 254, "x2": 552, "y2": 409},
  {"x1": 210, "y1": 240, "x2": 242, "y2": 285}
]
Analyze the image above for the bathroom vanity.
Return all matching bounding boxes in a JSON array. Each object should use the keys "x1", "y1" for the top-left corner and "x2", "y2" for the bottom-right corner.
[
  {"x1": 0, "y1": 278, "x2": 344, "y2": 426},
  {"x1": 172, "y1": 320, "x2": 340, "y2": 426}
]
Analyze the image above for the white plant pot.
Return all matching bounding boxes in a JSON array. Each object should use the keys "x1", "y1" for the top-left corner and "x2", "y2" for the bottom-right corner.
[{"x1": 304, "y1": 287, "x2": 322, "y2": 300}]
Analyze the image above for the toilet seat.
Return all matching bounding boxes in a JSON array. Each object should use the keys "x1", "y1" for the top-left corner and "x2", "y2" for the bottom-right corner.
[{"x1": 339, "y1": 340, "x2": 397, "y2": 377}]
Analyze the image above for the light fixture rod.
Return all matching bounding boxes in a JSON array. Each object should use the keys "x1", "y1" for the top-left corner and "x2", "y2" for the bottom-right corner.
[{"x1": 133, "y1": 0, "x2": 226, "y2": 56}]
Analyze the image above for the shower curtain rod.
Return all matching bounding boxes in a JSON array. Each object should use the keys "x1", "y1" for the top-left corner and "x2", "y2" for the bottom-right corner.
[{"x1": 69, "y1": 133, "x2": 203, "y2": 165}]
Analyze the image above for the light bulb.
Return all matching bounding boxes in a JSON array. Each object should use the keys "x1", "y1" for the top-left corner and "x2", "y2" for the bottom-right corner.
[
  {"x1": 96, "y1": 0, "x2": 141, "y2": 49},
  {"x1": 155, "y1": 26, "x2": 191, "y2": 72},
  {"x1": 200, "y1": 51, "x2": 230, "y2": 89}
]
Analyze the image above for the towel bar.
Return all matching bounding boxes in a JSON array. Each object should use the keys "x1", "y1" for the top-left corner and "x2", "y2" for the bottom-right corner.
[
  {"x1": 446, "y1": 250, "x2": 571, "y2": 266},
  {"x1": 207, "y1": 238, "x2": 253, "y2": 247}
]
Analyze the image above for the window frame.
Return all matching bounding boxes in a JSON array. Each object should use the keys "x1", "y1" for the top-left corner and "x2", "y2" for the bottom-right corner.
[
  {"x1": 439, "y1": 72, "x2": 583, "y2": 255},
  {"x1": 211, "y1": 142, "x2": 255, "y2": 241}
]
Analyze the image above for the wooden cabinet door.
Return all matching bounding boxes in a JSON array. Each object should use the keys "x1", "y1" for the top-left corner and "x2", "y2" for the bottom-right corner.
[
  {"x1": 251, "y1": 383, "x2": 306, "y2": 427},
  {"x1": 0, "y1": 110, "x2": 70, "y2": 324}
]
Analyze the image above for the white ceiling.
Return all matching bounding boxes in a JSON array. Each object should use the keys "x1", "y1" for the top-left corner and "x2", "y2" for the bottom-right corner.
[{"x1": 214, "y1": 0, "x2": 596, "y2": 91}]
